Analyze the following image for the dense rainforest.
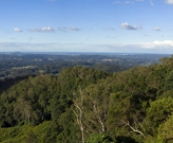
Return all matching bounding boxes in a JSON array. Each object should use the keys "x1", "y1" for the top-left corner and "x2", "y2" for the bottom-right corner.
[{"x1": 1, "y1": 56, "x2": 173, "y2": 143}]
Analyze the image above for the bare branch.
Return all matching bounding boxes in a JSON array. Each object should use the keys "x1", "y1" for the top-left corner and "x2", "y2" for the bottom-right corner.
[
  {"x1": 73, "y1": 88, "x2": 85, "y2": 143},
  {"x1": 93, "y1": 102, "x2": 106, "y2": 133},
  {"x1": 125, "y1": 121, "x2": 146, "y2": 138}
]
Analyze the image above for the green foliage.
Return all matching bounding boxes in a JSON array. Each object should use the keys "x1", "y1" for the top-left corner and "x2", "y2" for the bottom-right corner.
[
  {"x1": 145, "y1": 96, "x2": 173, "y2": 135},
  {"x1": 1, "y1": 56, "x2": 173, "y2": 143},
  {"x1": 0, "y1": 74, "x2": 58, "y2": 126},
  {"x1": 0, "y1": 121, "x2": 58, "y2": 143},
  {"x1": 165, "y1": 70, "x2": 173, "y2": 91},
  {"x1": 56, "y1": 110, "x2": 80, "y2": 143},
  {"x1": 156, "y1": 113, "x2": 173, "y2": 143}
]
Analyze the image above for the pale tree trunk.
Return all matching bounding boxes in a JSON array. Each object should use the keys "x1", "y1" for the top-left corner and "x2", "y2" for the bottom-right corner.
[
  {"x1": 24, "y1": 103, "x2": 32, "y2": 124},
  {"x1": 122, "y1": 120, "x2": 146, "y2": 138},
  {"x1": 73, "y1": 88, "x2": 85, "y2": 143},
  {"x1": 93, "y1": 102, "x2": 106, "y2": 133}
]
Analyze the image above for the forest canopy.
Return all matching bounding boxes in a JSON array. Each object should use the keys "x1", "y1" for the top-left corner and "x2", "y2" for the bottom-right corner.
[{"x1": 1, "y1": 55, "x2": 173, "y2": 142}]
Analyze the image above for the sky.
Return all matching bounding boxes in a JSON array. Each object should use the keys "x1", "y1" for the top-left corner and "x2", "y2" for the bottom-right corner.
[{"x1": 1, "y1": 0, "x2": 173, "y2": 53}]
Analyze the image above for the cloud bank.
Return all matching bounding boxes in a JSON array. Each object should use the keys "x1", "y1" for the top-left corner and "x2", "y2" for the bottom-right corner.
[
  {"x1": 121, "y1": 22, "x2": 138, "y2": 30},
  {"x1": 166, "y1": 0, "x2": 173, "y2": 4},
  {"x1": 32, "y1": 26, "x2": 55, "y2": 32},
  {"x1": 58, "y1": 26, "x2": 81, "y2": 32},
  {"x1": 154, "y1": 27, "x2": 161, "y2": 31},
  {"x1": 14, "y1": 28, "x2": 23, "y2": 32},
  {"x1": 1, "y1": 40, "x2": 173, "y2": 53},
  {"x1": 141, "y1": 40, "x2": 173, "y2": 49},
  {"x1": 70, "y1": 26, "x2": 81, "y2": 31}
]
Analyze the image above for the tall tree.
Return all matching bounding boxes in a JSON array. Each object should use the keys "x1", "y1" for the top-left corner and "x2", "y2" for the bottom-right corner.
[{"x1": 72, "y1": 87, "x2": 85, "y2": 143}]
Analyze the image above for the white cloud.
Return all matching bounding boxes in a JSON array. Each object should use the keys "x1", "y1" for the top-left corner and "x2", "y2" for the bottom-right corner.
[
  {"x1": 154, "y1": 27, "x2": 161, "y2": 31},
  {"x1": 32, "y1": 26, "x2": 55, "y2": 32},
  {"x1": 14, "y1": 28, "x2": 23, "y2": 32},
  {"x1": 165, "y1": 0, "x2": 173, "y2": 4},
  {"x1": 97, "y1": 40, "x2": 173, "y2": 54},
  {"x1": 57, "y1": 26, "x2": 81, "y2": 32},
  {"x1": 121, "y1": 22, "x2": 138, "y2": 30},
  {"x1": 109, "y1": 40, "x2": 173, "y2": 49},
  {"x1": 42, "y1": 27, "x2": 55, "y2": 32},
  {"x1": 70, "y1": 26, "x2": 80, "y2": 31},
  {"x1": 1, "y1": 40, "x2": 173, "y2": 53},
  {"x1": 141, "y1": 40, "x2": 173, "y2": 49}
]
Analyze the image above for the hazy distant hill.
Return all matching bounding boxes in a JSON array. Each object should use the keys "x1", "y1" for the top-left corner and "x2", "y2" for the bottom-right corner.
[{"x1": 0, "y1": 53, "x2": 170, "y2": 79}]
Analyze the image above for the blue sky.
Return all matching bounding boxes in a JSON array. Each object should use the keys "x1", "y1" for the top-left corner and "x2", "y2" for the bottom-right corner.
[{"x1": 1, "y1": 0, "x2": 173, "y2": 53}]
